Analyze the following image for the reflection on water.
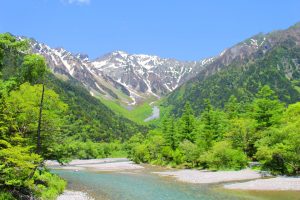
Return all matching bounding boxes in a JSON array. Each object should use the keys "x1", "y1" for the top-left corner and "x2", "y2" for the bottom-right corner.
[{"x1": 52, "y1": 166, "x2": 300, "y2": 200}]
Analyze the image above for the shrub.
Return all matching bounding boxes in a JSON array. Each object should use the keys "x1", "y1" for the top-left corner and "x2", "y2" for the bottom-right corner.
[
  {"x1": 32, "y1": 170, "x2": 66, "y2": 200},
  {"x1": 201, "y1": 141, "x2": 248, "y2": 170},
  {"x1": 178, "y1": 140, "x2": 199, "y2": 168},
  {"x1": 0, "y1": 191, "x2": 15, "y2": 200}
]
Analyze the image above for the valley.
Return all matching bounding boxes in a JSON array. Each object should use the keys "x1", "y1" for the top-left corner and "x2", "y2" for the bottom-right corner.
[{"x1": 1, "y1": 3, "x2": 300, "y2": 199}]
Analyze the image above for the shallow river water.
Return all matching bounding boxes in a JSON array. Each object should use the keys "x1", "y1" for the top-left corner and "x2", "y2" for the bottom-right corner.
[{"x1": 52, "y1": 163, "x2": 300, "y2": 200}]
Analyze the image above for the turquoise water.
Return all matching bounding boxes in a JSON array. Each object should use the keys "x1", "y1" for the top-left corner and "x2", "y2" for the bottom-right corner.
[{"x1": 52, "y1": 167, "x2": 300, "y2": 200}]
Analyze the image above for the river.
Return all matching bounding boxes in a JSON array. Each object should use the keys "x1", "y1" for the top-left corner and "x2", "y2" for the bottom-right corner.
[
  {"x1": 144, "y1": 102, "x2": 160, "y2": 122},
  {"x1": 51, "y1": 160, "x2": 300, "y2": 200}
]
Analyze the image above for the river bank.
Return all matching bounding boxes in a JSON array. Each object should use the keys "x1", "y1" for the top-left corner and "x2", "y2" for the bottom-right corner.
[
  {"x1": 224, "y1": 177, "x2": 300, "y2": 190},
  {"x1": 47, "y1": 159, "x2": 300, "y2": 200},
  {"x1": 154, "y1": 169, "x2": 262, "y2": 184},
  {"x1": 154, "y1": 168, "x2": 300, "y2": 191},
  {"x1": 46, "y1": 158, "x2": 143, "y2": 171},
  {"x1": 57, "y1": 190, "x2": 94, "y2": 200}
]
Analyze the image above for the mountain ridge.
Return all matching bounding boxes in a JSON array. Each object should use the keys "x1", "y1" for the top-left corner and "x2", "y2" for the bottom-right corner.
[
  {"x1": 19, "y1": 21, "x2": 300, "y2": 110},
  {"x1": 27, "y1": 39, "x2": 214, "y2": 106}
]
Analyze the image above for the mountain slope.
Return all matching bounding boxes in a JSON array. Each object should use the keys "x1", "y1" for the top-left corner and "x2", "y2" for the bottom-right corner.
[
  {"x1": 45, "y1": 74, "x2": 147, "y2": 141},
  {"x1": 163, "y1": 22, "x2": 300, "y2": 115}
]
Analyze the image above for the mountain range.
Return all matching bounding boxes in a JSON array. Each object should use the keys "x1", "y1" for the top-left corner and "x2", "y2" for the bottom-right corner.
[
  {"x1": 28, "y1": 40, "x2": 214, "y2": 105},
  {"x1": 23, "y1": 22, "x2": 300, "y2": 116}
]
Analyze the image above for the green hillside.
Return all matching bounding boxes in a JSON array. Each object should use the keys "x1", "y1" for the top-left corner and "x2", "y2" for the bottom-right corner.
[
  {"x1": 98, "y1": 96, "x2": 154, "y2": 125},
  {"x1": 163, "y1": 36, "x2": 300, "y2": 116}
]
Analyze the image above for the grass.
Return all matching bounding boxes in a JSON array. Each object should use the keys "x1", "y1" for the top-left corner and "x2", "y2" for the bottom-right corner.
[{"x1": 98, "y1": 97, "x2": 154, "y2": 124}]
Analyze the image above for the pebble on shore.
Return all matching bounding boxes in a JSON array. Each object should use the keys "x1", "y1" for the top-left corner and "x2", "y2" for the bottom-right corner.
[
  {"x1": 57, "y1": 190, "x2": 94, "y2": 200},
  {"x1": 46, "y1": 158, "x2": 143, "y2": 171},
  {"x1": 154, "y1": 169, "x2": 261, "y2": 184}
]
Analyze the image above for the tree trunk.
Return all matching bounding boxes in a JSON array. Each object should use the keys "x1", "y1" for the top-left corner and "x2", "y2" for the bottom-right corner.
[{"x1": 36, "y1": 83, "x2": 45, "y2": 155}]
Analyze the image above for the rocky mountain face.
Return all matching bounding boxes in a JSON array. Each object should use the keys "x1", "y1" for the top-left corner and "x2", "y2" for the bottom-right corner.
[
  {"x1": 29, "y1": 40, "x2": 214, "y2": 105},
  {"x1": 197, "y1": 22, "x2": 300, "y2": 79}
]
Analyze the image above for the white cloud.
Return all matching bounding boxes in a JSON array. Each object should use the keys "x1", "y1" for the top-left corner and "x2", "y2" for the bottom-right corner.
[{"x1": 62, "y1": 0, "x2": 90, "y2": 5}]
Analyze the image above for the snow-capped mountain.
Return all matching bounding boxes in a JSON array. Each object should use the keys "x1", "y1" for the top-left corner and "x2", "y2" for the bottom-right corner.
[
  {"x1": 28, "y1": 39, "x2": 214, "y2": 105},
  {"x1": 93, "y1": 51, "x2": 214, "y2": 97}
]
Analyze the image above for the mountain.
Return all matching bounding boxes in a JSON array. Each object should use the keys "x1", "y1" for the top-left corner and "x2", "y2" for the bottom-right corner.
[
  {"x1": 28, "y1": 39, "x2": 214, "y2": 105},
  {"x1": 164, "y1": 22, "x2": 300, "y2": 115},
  {"x1": 25, "y1": 22, "x2": 300, "y2": 117}
]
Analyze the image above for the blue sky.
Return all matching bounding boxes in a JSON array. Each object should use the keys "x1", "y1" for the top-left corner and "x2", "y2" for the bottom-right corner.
[{"x1": 1, "y1": 0, "x2": 300, "y2": 60}]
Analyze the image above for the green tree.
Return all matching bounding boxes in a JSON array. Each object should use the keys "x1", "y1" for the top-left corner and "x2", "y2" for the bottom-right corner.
[
  {"x1": 255, "y1": 102, "x2": 300, "y2": 175},
  {"x1": 178, "y1": 102, "x2": 195, "y2": 142},
  {"x1": 200, "y1": 141, "x2": 248, "y2": 170},
  {"x1": 224, "y1": 95, "x2": 240, "y2": 119},
  {"x1": 178, "y1": 140, "x2": 199, "y2": 168},
  {"x1": 0, "y1": 143, "x2": 41, "y2": 188},
  {"x1": 198, "y1": 99, "x2": 228, "y2": 147},
  {"x1": 252, "y1": 85, "x2": 285, "y2": 130},
  {"x1": 19, "y1": 54, "x2": 48, "y2": 155},
  {"x1": 19, "y1": 54, "x2": 47, "y2": 84},
  {"x1": 0, "y1": 33, "x2": 28, "y2": 71},
  {"x1": 6, "y1": 83, "x2": 68, "y2": 158},
  {"x1": 162, "y1": 115, "x2": 178, "y2": 149},
  {"x1": 225, "y1": 118, "x2": 257, "y2": 157}
]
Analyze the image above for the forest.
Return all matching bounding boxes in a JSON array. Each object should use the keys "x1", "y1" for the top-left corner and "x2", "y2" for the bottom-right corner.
[{"x1": 126, "y1": 86, "x2": 300, "y2": 175}]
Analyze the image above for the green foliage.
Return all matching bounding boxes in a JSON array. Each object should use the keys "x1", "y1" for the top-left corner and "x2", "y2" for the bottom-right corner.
[
  {"x1": 225, "y1": 117, "x2": 257, "y2": 157},
  {"x1": 32, "y1": 170, "x2": 66, "y2": 200},
  {"x1": 5, "y1": 83, "x2": 68, "y2": 158},
  {"x1": 0, "y1": 33, "x2": 28, "y2": 79},
  {"x1": 200, "y1": 141, "x2": 248, "y2": 170},
  {"x1": 224, "y1": 95, "x2": 240, "y2": 119},
  {"x1": 178, "y1": 102, "x2": 196, "y2": 142},
  {"x1": 54, "y1": 139, "x2": 127, "y2": 163},
  {"x1": 124, "y1": 133, "x2": 145, "y2": 162},
  {"x1": 255, "y1": 102, "x2": 300, "y2": 175},
  {"x1": 0, "y1": 33, "x2": 90, "y2": 199},
  {"x1": 178, "y1": 140, "x2": 199, "y2": 168},
  {"x1": 0, "y1": 191, "x2": 15, "y2": 200},
  {"x1": 45, "y1": 74, "x2": 147, "y2": 142},
  {"x1": 252, "y1": 85, "x2": 285, "y2": 129},
  {"x1": 127, "y1": 87, "x2": 300, "y2": 174},
  {"x1": 162, "y1": 115, "x2": 178, "y2": 149},
  {"x1": 0, "y1": 144, "x2": 41, "y2": 187},
  {"x1": 99, "y1": 96, "x2": 153, "y2": 124},
  {"x1": 197, "y1": 100, "x2": 228, "y2": 148},
  {"x1": 20, "y1": 54, "x2": 47, "y2": 84}
]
